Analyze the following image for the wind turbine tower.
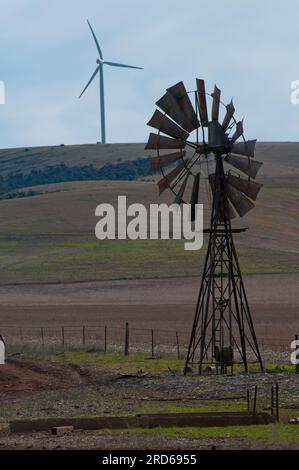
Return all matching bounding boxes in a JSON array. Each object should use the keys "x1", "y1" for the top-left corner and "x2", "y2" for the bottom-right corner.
[{"x1": 79, "y1": 20, "x2": 143, "y2": 144}]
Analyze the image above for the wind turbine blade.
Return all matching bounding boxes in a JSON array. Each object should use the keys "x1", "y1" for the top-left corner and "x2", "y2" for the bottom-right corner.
[
  {"x1": 87, "y1": 19, "x2": 103, "y2": 59},
  {"x1": 104, "y1": 61, "x2": 143, "y2": 69},
  {"x1": 78, "y1": 66, "x2": 100, "y2": 98}
]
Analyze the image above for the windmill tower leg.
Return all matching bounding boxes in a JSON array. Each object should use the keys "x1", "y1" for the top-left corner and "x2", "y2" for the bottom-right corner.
[
  {"x1": 184, "y1": 155, "x2": 263, "y2": 375},
  {"x1": 99, "y1": 64, "x2": 106, "y2": 144}
]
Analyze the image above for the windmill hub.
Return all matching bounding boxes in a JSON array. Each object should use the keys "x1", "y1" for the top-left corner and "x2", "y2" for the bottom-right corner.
[{"x1": 145, "y1": 78, "x2": 264, "y2": 375}]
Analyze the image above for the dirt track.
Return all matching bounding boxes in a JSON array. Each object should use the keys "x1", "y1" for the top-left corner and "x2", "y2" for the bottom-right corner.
[{"x1": 0, "y1": 274, "x2": 298, "y2": 339}]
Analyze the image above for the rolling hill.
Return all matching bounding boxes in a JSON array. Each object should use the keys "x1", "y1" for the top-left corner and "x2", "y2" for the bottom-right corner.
[
  {"x1": 0, "y1": 141, "x2": 297, "y2": 284},
  {"x1": 0, "y1": 141, "x2": 298, "y2": 177},
  {"x1": 0, "y1": 143, "x2": 150, "y2": 176}
]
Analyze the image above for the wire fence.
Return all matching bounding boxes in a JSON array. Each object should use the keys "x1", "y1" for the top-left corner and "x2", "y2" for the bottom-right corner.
[{"x1": 0, "y1": 323, "x2": 296, "y2": 364}]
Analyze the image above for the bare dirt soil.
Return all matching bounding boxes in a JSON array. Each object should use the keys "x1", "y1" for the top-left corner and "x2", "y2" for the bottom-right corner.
[
  {"x1": 0, "y1": 356, "x2": 298, "y2": 450},
  {"x1": 0, "y1": 274, "x2": 298, "y2": 340}
]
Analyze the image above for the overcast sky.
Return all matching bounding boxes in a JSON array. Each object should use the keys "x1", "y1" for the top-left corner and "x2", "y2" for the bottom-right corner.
[{"x1": 0, "y1": 0, "x2": 299, "y2": 147}]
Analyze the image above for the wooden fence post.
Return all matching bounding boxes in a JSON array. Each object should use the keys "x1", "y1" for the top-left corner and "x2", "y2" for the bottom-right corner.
[
  {"x1": 175, "y1": 331, "x2": 180, "y2": 359},
  {"x1": 62, "y1": 326, "x2": 65, "y2": 348},
  {"x1": 151, "y1": 329, "x2": 154, "y2": 358},
  {"x1": 104, "y1": 326, "x2": 107, "y2": 353},
  {"x1": 296, "y1": 335, "x2": 299, "y2": 375},
  {"x1": 124, "y1": 322, "x2": 129, "y2": 356},
  {"x1": 252, "y1": 385, "x2": 258, "y2": 416},
  {"x1": 271, "y1": 385, "x2": 274, "y2": 416},
  {"x1": 275, "y1": 383, "x2": 279, "y2": 422},
  {"x1": 41, "y1": 327, "x2": 44, "y2": 348},
  {"x1": 82, "y1": 325, "x2": 86, "y2": 346},
  {"x1": 246, "y1": 389, "x2": 250, "y2": 412}
]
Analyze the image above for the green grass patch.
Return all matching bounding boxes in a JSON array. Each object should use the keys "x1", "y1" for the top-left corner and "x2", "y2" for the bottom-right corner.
[
  {"x1": 135, "y1": 399, "x2": 247, "y2": 415},
  {"x1": 28, "y1": 351, "x2": 295, "y2": 376},
  {"x1": 124, "y1": 423, "x2": 299, "y2": 445},
  {"x1": 29, "y1": 351, "x2": 186, "y2": 373},
  {"x1": 0, "y1": 236, "x2": 298, "y2": 284}
]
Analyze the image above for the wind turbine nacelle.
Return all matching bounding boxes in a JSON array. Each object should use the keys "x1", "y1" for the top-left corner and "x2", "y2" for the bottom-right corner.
[{"x1": 96, "y1": 59, "x2": 104, "y2": 65}]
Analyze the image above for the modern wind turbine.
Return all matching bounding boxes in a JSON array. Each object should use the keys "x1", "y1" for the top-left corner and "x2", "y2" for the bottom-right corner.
[{"x1": 79, "y1": 20, "x2": 143, "y2": 144}]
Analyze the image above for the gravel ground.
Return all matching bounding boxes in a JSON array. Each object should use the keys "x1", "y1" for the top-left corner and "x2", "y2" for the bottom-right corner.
[{"x1": 0, "y1": 357, "x2": 298, "y2": 450}]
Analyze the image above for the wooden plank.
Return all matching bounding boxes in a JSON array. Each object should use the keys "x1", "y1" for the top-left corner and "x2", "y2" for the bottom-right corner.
[{"x1": 51, "y1": 426, "x2": 74, "y2": 435}]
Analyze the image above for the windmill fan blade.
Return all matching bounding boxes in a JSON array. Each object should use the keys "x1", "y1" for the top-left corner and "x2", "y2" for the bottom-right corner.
[
  {"x1": 211, "y1": 85, "x2": 221, "y2": 121},
  {"x1": 78, "y1": 66, "x2": 100, "y2": 98},
  {"x1": 227, "y1": 174, "x2": 263, "y2": 201},
  {"x1": 104, "y1": 61, "x2": 143, "y2": 69},
  {"x1": 231, "y1": 139, "x2": 256, "y2": 158},
  {"x1": 174, "y1": 173, "x2": 189, "y2": 204},
  {"x1": 150, "y1": 151, "x2": 186, "y2": 172},
  {"x1": 167, "y1": 81, "x2": 199, "y2": 132},
  {"x1": 87, "y1": 20, "x2": 103, "y2": 59},
  {"x1": 190, "y1": 173, "x2": 200, "y2": 221},
  {"x1": 222, "y1": 100, "x2": 235, "y2": 131},
  {"x1": 196, "y1": 79, "x2": 208, "y2": 126},
  {"x1": 208, "y1": 121, "x2": 229, "y2": 148},
  {"x1": 145, "y1": 133, "x2": 185, "y2": 150},
  {"x1": 226, "y1": 184, "x2": 255, "y2": 217},
  {"x1": 158, "y1": 161, "x2": 187, "y2": 194},
  {"x1": 228, "y1": 203, "x2": 237, "y2": 220},
  {"x1": 147, "y1": 110, "x2": 189, "y2": 140},
  {"x1": 156, "y1": 92, "x2": 193, "y2": 132},
  {"x1": 230, "y1": 121, "x2": 244, "y2": 143},
  {"x1": 224, "y1": 154, "x2": 263, "y2": 179}
]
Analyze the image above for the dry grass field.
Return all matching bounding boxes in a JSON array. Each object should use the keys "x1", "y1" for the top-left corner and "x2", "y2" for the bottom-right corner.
[
  {"x1": 0, "y1": 142, "x2": 297, "y2": 336},
  {"x1": 0, "y1": 142, "x2": 298, "y2": 450}
]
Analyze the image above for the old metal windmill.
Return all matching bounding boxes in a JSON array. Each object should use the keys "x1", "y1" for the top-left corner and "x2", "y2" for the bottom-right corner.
[{"x1": 145, "y1": 79, "x2": 264, "y2": 374}]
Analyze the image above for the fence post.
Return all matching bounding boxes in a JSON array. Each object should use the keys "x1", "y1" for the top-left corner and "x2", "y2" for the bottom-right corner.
[
  {"x1": 41, "y1": 327, "x2": 44, "y2": 348},
  {"x1": 124, "y1": 322, "x2": 129, "y2": 356},
  {"x1": 151, "y1": 329, "x2": 154, "y2": 358},
  {"x1": 271, "y1": 385, "x2": 274, "y2": 416},
  {"x1": 275, "y1": 382, "x2": 279, "y2": 422},
  {"x1": 296, "y1": 335, "x2": 299, "y2": 375},
  {"x1": 246, "y1": 389, "x2": 250, "y2": 412},
  {"x1": 82, "y1": 325, "x2": 86, "y2": 346},
  {"x1": 252, "y1": 385, "x2": 258, "y2": 416},
  {"x1": 62, "y1": 326, "x2": 65, "y2": 348},
  {"x1": 104, "y1": 326, "x2": 107, "y2": 353},
  {"x1": 175, "y1": 331, "x2": 180, "y2": 359}
]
